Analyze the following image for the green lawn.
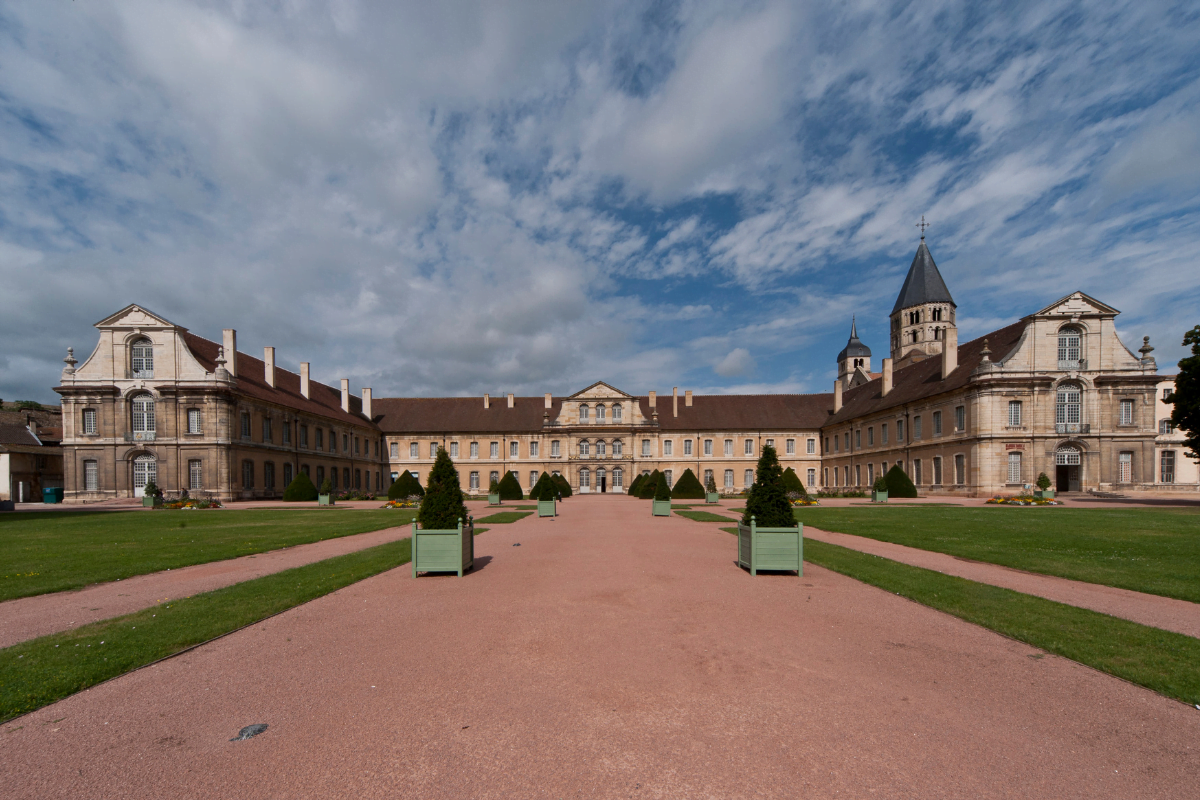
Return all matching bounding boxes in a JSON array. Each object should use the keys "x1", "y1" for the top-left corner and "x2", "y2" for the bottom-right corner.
[
  {"x1": 0, "y1": 509, "x2": 416, "y2": 602},
  {"x1": 475, "y1": 512, "x2": 533, "y2": 524},
  {"x1": 675, "y1": 510, "x2": 737, "y2": 523},
  {"x1": 793, "y1": 506, "x2": 1200, "y2": 602},
  {"x1": 0, "y1": 538, "x2": 413, "y2": 722},
  {"x1": 803, "y1": 539, "x2": 1200, "y2": 706}
]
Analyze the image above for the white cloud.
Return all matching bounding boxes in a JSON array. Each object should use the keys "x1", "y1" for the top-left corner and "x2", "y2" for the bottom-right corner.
[{"x1": 714, "y1": 347, "x2": 755, "y2": 377}]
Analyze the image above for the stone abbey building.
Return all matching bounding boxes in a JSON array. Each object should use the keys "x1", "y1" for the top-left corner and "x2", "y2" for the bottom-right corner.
[{"x1": 54, "y1": 238, "x2": 1194, "y2": 502}]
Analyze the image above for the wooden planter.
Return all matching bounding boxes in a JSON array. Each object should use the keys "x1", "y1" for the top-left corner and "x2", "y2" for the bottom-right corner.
[
  {"x1": 318, "y1": 494, "x2": 334, "y2": 506},
  {"x1": 488, "y1": 492, "x2": 501, "y2": 506},
  {"x1": 872, "y1": 490, "x2": 888, "y2": 503},
  {"x1": 737, "y1": 516, "x2": 803, "y2": 576},
  {"x1": 652, "y1": 499, "x2": 672, "y2": 516},
  {"x1": 412, "y1": 518, "x2": 474, "y2": 577},
  {"x1": 538, "y1": 499, "x2": 556, "y2": 517},
  {"x1": 142, "y1": 496, "x2": 162, "y2": 508},
  {"x1": 1035, "y1": 489, "x2": 1055, "y2": 499},
  {"x1": 705, "y1": 492, "x2": 720, "y2": 504}
]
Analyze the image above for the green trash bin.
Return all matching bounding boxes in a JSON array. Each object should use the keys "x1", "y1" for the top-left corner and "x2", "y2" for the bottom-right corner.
[{"x1": 43, "y1": 487, "x2": 64, "y2": 504}]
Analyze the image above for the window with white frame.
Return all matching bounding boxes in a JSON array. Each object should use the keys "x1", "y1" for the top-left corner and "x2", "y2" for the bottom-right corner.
[
  {"x1": 530, "y1": 441, "x2": 539, "y2": 457},
  {"x1": 914, "y1": 416, "x2": 923, "y2": 440},
  {"x1": 704, "y1": 439, "x2": 713, "y2": 456},
  {"x1": 580, "y1": 468, "x2": 590, "y2": 487},
  {"x1": 663, "y1": 439, "x2": 673, "y2": 456},
  {"x1": 786, "y1": 438, "x2": 795, "y2": 455},
  {"x1": 954, "y1": 454, "x2": 964, "y2": 484},
  {"x1": 450, "y1": 442, "x2": 459, "y2": 458},
  {"x1": 807, "y1": 468, "x2": 816, "y2": 487},
  {"x1": 724, "y1": 439, "x2": 733, "y2": 456},
  {"x1": 510, "y1": 441, "x2": 519, "y2": 458},
  {"x1": 579, "y1": 404, "x2": 590, "y2": 422},
  {"x1": 489, "y1": 441, "x2": 498, "y2": 458},
  {"x1": 131, "y1": 338, "x2": 154, "y2": 378},
  {"x1": 132, "y1": 394, "x2": 156, "y2": 434},
  {"x1": 613, "y1": 404, "x2": 622, "y2": 421},
  {"x1": 1160, "y1": 419, "x2": 1175, "y2": 434},
  {"x1": 913, "y1": 459, "x2": 922, "y2": 485},
  {"x1": 642, "y1": 439, "x2": 651, "y2": 456},
  {"x1": 867, "y1": 428, "x2": 874, "y2": 446},
  {"x1": 612, "y1": 440, "x2": 622, "y2": 456},
  {"x1": 855, "y1": 465, "x2": 861, "y2": 486},
  {"x1": 955, "y1": 405, "x2": 965, "y2": 432},
  {"x1": 765, "y1": 438, "x2": 774, "y2": 449},
  {"x1": 409, "y1": 442, "x2": 418, "y2": 458},
  {"x1": 806, "y1": 438, "x2": 815, "y2": 454},
  {"x1": 1161, "y1": 451, "x2": 1176, "y2": 483},
  {"x1": 613, "y1": 468, "x2": 623, "y2": 487},
  {"x1": 881, "y1": 425, "x2": 888, "y2": 445},
  {"x1": 390, "y1": 442, "x2": 399, "y2": 459},
  {"x1": 186, "y1": 459, "x2": 202, "y2": 490},
  {"x1": 1058, "y1": 327, "x2": 1082, "y2": 367},
  {"x1": 579, "y1": 440, "x2": 590, "y2": 456},
  {"x1": 262, "y1": 417, "x2": 272, "y2": 442},
  {"x1": 84, "y1": 459, "x2": 99, "y2": 491},
  {"x1": 897, "y1": 419, "x2": 905, "y2": 442},
  {"x1": 596, "y1": 440, "x2": 606, "y2": 457},
  {"x1": 489, "y1": 471, "x2": 499, "y2": 486},
  {"x1": 181, "y1": 408, "x2": 201, "y2": 434},
  {"x1": 933, "y1": 456, "x2": 942, "y2": 485},
  {"x1": 470, "y1": 441, "x2": 479, "y2": 458},
  {"x1": 744, "y1": 469, "x2": 753, "y2": 487},
  {"x1": 723, "y1": 469, "x2": 734, "y2": 488},
  {"x1": 833, "y1": 435, "x2": 839, "y2": 453},
  {"x1": 844, "y1": 432, "x2": 850, "y2": 451},
  {"x1": 430, "y1": 442, "x2": 438, "y2": 458},
  {"x1": 1056, "y1": 445, "x2": 1081, "y2": 465},
  {"x1": 933, "y1": 411, "x2": 942, "y2": 436},
  {"x1": 704, "y1": 469, "x2": 713, "y2": 487},
  {"x1": 744, "y1": 439, "x2": 753, "y2": 455},
  {"x1": 1056, "y1": 384, "x2": 1082, "y2": 425},
  {"x1": 530, "y1": 470, "x2": 538, "y2": 487},
  {"x1": 469, "y1": 471, "x2": 479, "y2": 490},
  {"x1": 1163, "y1": 388, "x2": 1173, "y2": 400},
  {"x1": 867, "y1": 463, "x2": 874, "y2": 485},
  {"x1": 823, "y1": 467, "x2": 829, "y2": 487},
  {"x1": 83, "y1": 408, "x2": 97, "y2": 435},
  {"x1": 664, "y1": 469, "x2": 672, "y2": 486},
  {"x1": 1118, "y1": 452, "x2": 1132, "y2": 483},
  {"x1": 552, "y1": 440, "x2": 561, "y2": 457},
  {"x1": 1120, "y1": 399, "x2": 1135, "y2": 426},
  {"x1": 844, "y1": 465, "x2": 850, "y2": 485},
  {"x1": 684, "y1": 439, "x2": 693, "y2": 456},
  {"x1": 1008, "y1": 401, "x2": 1022, "y2": 427}
]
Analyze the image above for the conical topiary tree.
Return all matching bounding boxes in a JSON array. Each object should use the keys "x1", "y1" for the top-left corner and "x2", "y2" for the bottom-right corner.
[
  {"x1": 283, "y1": 471, "x2": 318, "y2": 501},
  {"x1": 628, "y1": 473, "x2": 644, "y2": 496},
  {"x1": 781, "y1": 467, "x2": 807, "y2": 497},
  {"x1": 742, "y1": 444, "x2": 794, "y2": 527},
  {"x1": 498, "y1": 470, "x2": 524, "y2": 500},
  {"x1": 638, "y1": 470, "x2": 662, "y2": 499},
  {"x1": 388, "y1": 470, "x2": 424, "y2": 500},
  {"x1": 883, "y1": 464, "x2": 918, "y2": 498},
  {"x1": 552, "y1": 472, "x2": 572, "y2": 498},
  {"x1": 529, "y1": 471, "x2": 554, "y2": 500},
  {"x1": 417, "y1": 447, "x2": 469, "y2": 529},
  {"x1": 670, "y1": 468, "x2": 705, "y2": 499},
  {"x1": 653, "y1": 471, "x2": 672, "y2": 501}
]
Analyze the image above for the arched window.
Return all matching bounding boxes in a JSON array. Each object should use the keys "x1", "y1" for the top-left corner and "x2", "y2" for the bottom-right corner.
[
  {"x1": 1056, "y1": 383, "x2": 1082, "y2": 426},
  {"x1": 1160, "y1": 419, "x2": 1175, "y2": 434},
  {"x1": 133, "y1": 454, "x2": 156, "y2": 494},
  {"x1": 596, "y1": 467, "x2": 606, "y2": 487},
  {"x1": 1058, "y1": 327, "x2": 1082, "y2": 369},
  {"x1": 612, "y1": 468, "x2": 623, "y2": 488},
  {"x1": 579, "y1": 404, "x2": 590, "y2": 422},
  {"x1": 579, "y1": 468, "x2": 591, "y2": 488},
  {"x1": 612, "y1": 404, "x2": 622, "y2": 421},
  {"x1": 1055, "y1": 445, "x2": 1081, "y2": 466},
  {"x1": 612, "y1": 439, "x2": 623, "y2": 456},
  {"x1": 596, "y1": 440, "x2": 606, "y2": 456},
  {"x1": 131, "y1": 338, "x2": 154, "y2": 378},
  {"x1": 131, "y1": 394, "x2": 155, "y2": 437},
  {"x1": 579, "y1": 440, "x2": 590, "y2": 456},
  {"x1": 596, "y1": 404, "x2": 606, "y2": 421}
]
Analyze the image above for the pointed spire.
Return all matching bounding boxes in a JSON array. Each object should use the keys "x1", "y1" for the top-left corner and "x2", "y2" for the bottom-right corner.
[
  {"x1": 891, "y1": 238, "x2": 955, "y2": 315},
  {"x1": 837, "y1": 316, "x2": 871, "y2": 362}
]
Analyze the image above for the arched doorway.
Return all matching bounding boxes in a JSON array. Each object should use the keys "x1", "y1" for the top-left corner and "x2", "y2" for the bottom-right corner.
[
  {"x1": 597, "y1": 467, "x2": 607, "y2": 493},
  {"x1": 1055, "y1": 445, "x2": 1081, "y2": 492},
  {"x1": 133, "y1": 453, "x2": 157, "y2": 498}
]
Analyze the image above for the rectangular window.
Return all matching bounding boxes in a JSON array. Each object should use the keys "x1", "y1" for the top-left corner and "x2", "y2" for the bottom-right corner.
[
  {"x1": 807, "y1": 468, "x2": 816, "y2": 487},
  {"x1": 844, "y1": 432, "x2": 850, "y2": 451},
  {"x1": 914, "y1": 416, "x2": 922, "y2": 440},
  {"x1": 83, "y1": 408, "x2": 98, "y2": 435},
  {"x1": 1120, "y1": 399, "x2": 1135, "y2": 426},
  {"x1": 663, "y1": 440, "x2": 673, "y2": 456},
  {"x1": 530, "y1": 471, "x2": 538, "y2": 488},
  {"x1": 299, "y1": 425, "x2": 308, "y2": 448},
  {"x1": 262, "y1": 417, "x2": 272, "y2": 442},
  {"x1": 552, "y1": 440, "x2": 561, "y2": 457},
  {"x1": 765, "y1": 439, "x2": 774, "y2": 449},
  {"x1": 825, "y1": 437, "x2": 830, "y2": 453},
  {"x1": 184, "y1": 408, "x2": 200, "y2": 434},
  {"x1": 867, "y1": 428, "x2": 874, "y2": 446},
  {"x1": 316, "y1": 429, "x2": 324, "y2": 450},
  {"x1": 390, "y1": 442, "x2": 399, "y2": 459},
  {"x1": 855, "y1": 430, "x2": 861, "y2": 449},
  {"x1": 867, "y1": 463, "x2": 874, "y2": 485},
  {"x1": 723, "y1": 469, "x2": 734, "y2": 488},
  {"x1": 913, "y1": 459, "x2": 922, "y2": 486},
  {"x1": 530, "y1": 441, "x2": 539, "y2": 457},
  {"x1": 329, "y1": 432, "x2": 336, "y2": 454},
  {"x1": 470, "y1": 441, "x2": 479, "y2": 458},
  {"x1": 933, "y1": 411, "x2": 942, "y2": 436},
  {"x1": 1161, "y1": 451, "x2": 1176, "y2": 483},
  {"x1": 1118, "y1": 452, "x2": 1132, "y2": 483},
  {"x1": 955, "y1": 454, "x2": 965, "y2": 485},
  {"x1": 410, "y1": 442, "x2": 419, "y2": 458},
  {"x1": 510, "y1": 441, "x2": 519, "y2": 458},
  {"x1": 344, "y1": 467, "x2": 351, "y2": 488},
  {"x1": 84, "y1": 459, "x2": 99, "y2": 491},
  {"x1": 317, "y1": 466, "x2": 325, "y2": 486},
  {"x1": 724, "y1": 439, "x2": 733, "y2": 456},
  {"x1": 823, "y1": 467, "x2": 829, "y2": 487},
  {"x1": 744, "y1": 469, "x2": 753, "y2": 487},
  {"x1": 343, "y1": 434, "x2": 349, "y2": 452},
  {"x1": 704, "y1": 439, "x2": 713, "y2": 456},
  {"x1": 855, "y1": 465, "x2": 861, "y2": 486},
  {"x1": 284, "y1": 463, "x2": 293, "y2": 487},
  {"x1": 786, "y1": 438, "x2": 795, "y2": 455},
  {"x1": 933, "y1": 457, "x2": 942, "y2": 485},
  {"x1": 430, "y1": 442, "x2": 437, "y2": 458},
  {"x1": 684, "y1": 439, "x2": 693, "y2": 456},
  {"x1": 470, "y1": 472, "x2": 479, "y2": 490},
  {"x1": 806, "y1": 438, "x2": 815, "y2": 455},
  {"x1": 326, "y1": 467, "x2": 334, "y2": 488},
  {"x1": 881, "y1": 424, "x2": 888, "y2": 445},
  {"x1": 241, "y1": 413, "x2": 251, "y2": 439},
  {"x1": 264, "y1": 462, "x2": 275, "y2": 490},
  {"x1": 242, "y1": 460, "x2": 254, "y2": 490},
  {"x1": 490, "y1": 441, "x2": 499, "y2": 459},
  {"x1": 489, "y1": 471, "x2": 499, "y2": 486},
  {"x1": 641, "y1": 439, "x2": 651, "y2": 456},
  {"x1": 704, "y1": 469, "x2": 713, "y2": 487},
  {"x1": 744, "y1": 439, "x2": 753, "y2": 455},
  {"x1": 184, "y1": 459, "x2": 201, "y2": 490},
  {"x1": 897, "y1": 419, "x2": 905, "y2": 442},
  {"x1": 834, "y1": 435, "x2": 840, "y2": 454},
  {"x1": 282, "y1": 421, "x2": 290, "y2": 444},
  {"x1": 665, "y1": 470, "x2": 673, "y2": 487},
  {"x1": 355, "y1": 437, "x2": 360, "y2": 455},
  {"x1": 955, "y1": 405, "x2": 965, "y2": 432},
  {"x1": 450, "y1": 442, "x2": 459, "y2": 458},
  {"x1": 844, "y1": 466, "x2": 850, "y2": 486},
  {"x1": 1008, "y1": 401, "x2": 1022, "y2": 427}
]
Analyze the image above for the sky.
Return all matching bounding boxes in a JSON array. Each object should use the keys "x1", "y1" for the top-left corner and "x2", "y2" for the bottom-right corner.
[{"x1": 2, "y1": 0, "x2": 1198, "y2": 404}]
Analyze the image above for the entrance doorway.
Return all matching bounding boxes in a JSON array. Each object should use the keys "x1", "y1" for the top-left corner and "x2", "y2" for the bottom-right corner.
[
  {"x1": 133, "y1": 454, "x2": 157, "y2": 497},
  {"x1": 597, "y1": 467, "x2": 607, "y2": 493},
  {"x1": 1055, "y1": 445, "x2": 1081, "y2": 492}
]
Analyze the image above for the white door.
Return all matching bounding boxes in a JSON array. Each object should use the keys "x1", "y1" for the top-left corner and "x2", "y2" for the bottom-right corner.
[{"x1": 133, "y1": 455, "x2": 156, "y2": 497}]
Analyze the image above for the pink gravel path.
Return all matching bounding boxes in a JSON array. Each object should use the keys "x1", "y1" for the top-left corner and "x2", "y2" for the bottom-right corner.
[
  {"x1": 0, "y1": 524, "x2": 414, "y2": 649},
  {"x1": 802, "y1": 526, "x2": 1200, "y2": 639},
  {"x1": 3, "y1": 495, "x2": 1197, "y2": 799}
]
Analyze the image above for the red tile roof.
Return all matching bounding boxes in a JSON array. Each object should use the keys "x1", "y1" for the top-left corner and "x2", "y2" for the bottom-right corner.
[
  {"x1": 637, "y1": 394, "x2": 834, "y2": 431},
  {"x1": 373, "y1": 397, "x2": 565, "y2": 434},
  {"x1": 0, "y1": 424, "x2": 41, "y2": 447}
]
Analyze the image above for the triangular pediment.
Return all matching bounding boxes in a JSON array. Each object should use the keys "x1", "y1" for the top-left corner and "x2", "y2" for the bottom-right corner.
[
  {"x1": 95, "y1": 304, "x2": 180, "y2": 330},
  {"x1": 1033, "y1": 291, "x2": 1119, "y2": 318},
  {"x1": 568, "y1": 381, "x2": 632, "y2": 400}
]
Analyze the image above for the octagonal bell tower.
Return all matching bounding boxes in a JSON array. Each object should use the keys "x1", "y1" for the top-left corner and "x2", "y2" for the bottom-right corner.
[{"x1": 890, "y1": 228, "x2": 956, "y2": 366}]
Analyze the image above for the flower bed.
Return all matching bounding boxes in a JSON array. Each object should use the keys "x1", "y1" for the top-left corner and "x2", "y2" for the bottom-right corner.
[
  {"x1": 792, "y1": 497, "x2": 820, "y2": 506},
  {"x1": 335, "y1": 490, "x2": 377, "y2": 501},
  {"x1": 162, "y1": 499, "x2": 223, "y2": 510},
  {"x1": 382, "y1": 500, "x2": 417, "y2": 509},
  {"x1": 986, "y1": 495, "x2": 1062, "y2": 506}
]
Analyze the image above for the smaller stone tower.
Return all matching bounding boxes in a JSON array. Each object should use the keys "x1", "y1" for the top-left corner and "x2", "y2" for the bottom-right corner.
[
  {"x1": 837, "y1": 317, "x2": 872, "y2": 390},
  {"x1": 890, "y1": 230, "x2": 956, "y2": 365}
]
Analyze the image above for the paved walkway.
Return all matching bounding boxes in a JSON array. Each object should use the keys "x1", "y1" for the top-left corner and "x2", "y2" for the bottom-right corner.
[
  {"x1": 4, "y1": 494, "x2": 1197, "y2": 799},
  {"x1": 0, "y1": 525, "x2": 414, "y2": 648}
]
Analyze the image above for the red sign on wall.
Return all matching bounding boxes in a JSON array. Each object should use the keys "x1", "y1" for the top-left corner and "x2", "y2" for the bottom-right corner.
[{"x1": 1005, "y1": 443, "x2": 1025, "y2": 450}]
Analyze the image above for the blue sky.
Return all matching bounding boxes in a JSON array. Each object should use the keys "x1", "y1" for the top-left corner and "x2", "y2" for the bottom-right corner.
[{"x1": 2, "y1": 1, "x2": 1198, "y2": 403}]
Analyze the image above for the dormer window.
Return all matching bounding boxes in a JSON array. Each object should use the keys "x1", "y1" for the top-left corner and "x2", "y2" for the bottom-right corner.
[
  {"x1": 579, "y1": 404, "x2": 590, "y2": 422},
  {"x1": 131, "y1": 338, "x2": 153, "y2": 378}
]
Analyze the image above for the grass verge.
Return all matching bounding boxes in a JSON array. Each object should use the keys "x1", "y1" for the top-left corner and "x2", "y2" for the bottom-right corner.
[
  {"x1": 0, "y1": 538, "x2": 412, "y2": 722},
  {"x1": 675, "y1": 510, "x2": 737, "y2": 523},
  {"x1": 803, "y1": 538, "x2": 1200, "y2": 706},
  {"x1": 476, "y1": 512, "x2": 533, "y2": 524},
  {"x1": 793, "y1": 506, "x2": 1200, "y2": 602},
  {"x1": 0, "y1": 509, "x2": 417, "y2": 602}
]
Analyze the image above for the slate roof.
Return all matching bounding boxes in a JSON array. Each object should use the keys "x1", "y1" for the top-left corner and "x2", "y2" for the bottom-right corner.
[
  {"x1": 837, "y1": 318, "x2": 871, "y2": 361},
  {"x1": 0, "y1": 424, "x2": 42, "y2": 447},
  {"x1": 182, "y1": 333, "x2": 374, "y2": 428},
  {"x1": 641, "y1": 394, "x2": 834, "y2": 431},
  {"x1": 891, "y1": 240, "x2": 955, "y2": 314},
  {"x1": 826, "y1": 319, "x2": 1027, "y2": 425},
  {"x1": 373, "y1": 397, "x2": 565, "y2": 434}
]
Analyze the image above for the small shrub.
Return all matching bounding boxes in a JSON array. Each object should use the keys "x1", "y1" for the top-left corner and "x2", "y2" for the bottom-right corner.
[
  {"x1": 670, "y1": 468, "x2": 706, "y2": 499},
  {"x1": 283, "y1": 472, "x2": 319, "y2": 502},
  {"x1": 1036, "y1": 472, "x2": 1052, "y2": 491},
  {"x1": 320, "y1": 478, "x2": 333, "y2": 495},
  {"x1": 15, "y1": 400, "x2": 43, "y2": 411},
  {"x1": 704, "y1": 472, "x2": 718, "y2": 494},
  {"x1": 142, "y1": 480, "x2": 161, "y2": 498},
  {"x1": 417, "y1": 447, "x2": 469, "y2": 530},
  {"x1": 742, "y1": 444, "x2": 794, "y2": 528},
  {"x1": 389, "y1": 471, "x2": 424, "y2": 500},
  {"x1": 883, "y1": 464, "x2": 918, "y2": 498},
  {"x1": 497, "y1": 471, "x2": 524, "y2": 500},
  {"x1": 873, "y1": 476, "x2": 888, "y2": 492}
]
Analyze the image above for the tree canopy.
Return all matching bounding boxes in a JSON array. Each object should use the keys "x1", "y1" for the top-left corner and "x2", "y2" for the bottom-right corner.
[{"x1": 1170, "y1": 324, "x2": 1200, "y2": 460}]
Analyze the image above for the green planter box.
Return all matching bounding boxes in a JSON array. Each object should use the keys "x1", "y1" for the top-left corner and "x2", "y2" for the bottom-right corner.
[
  {"x1": 1035, "y1": 489, "x2": 1055, "y2": 499},
  {"x1": 412, "y1": 518, "x2": 474, "y2": 578},
  {"x1": 652, "y1": 499, "x2": 672, "y2": 516},
  {"x1": 705, "y1": 492, "x2": 720, "y2": 504},
  {"x1": 488, "y1": 492, "x2": 501, "y2": 506},
  {"x1": 538, "y1": 499, "x2": 556, "y2": 517},
  {"x1": 142, "y1": 496, "x2": 162, "y2": 508},
  {"x1": 318, "y1": 494, "x2": 334, "y2": 506},
  {"x1": 737, "y1": 516, "x2": 803, "y2": 576},
  {"x1": 872, "y1": 490, "x2": 888, "y2": 503}
]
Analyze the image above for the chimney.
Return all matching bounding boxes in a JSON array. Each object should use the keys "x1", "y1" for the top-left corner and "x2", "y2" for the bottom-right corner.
[
  {"x1": 361, "y1": 388, "x2": 373, "y2": 420},
  {"x1": 222, "y1": 329, "x2": 237, "y2": 377},
  {"x1": 673, "y1": 387, "x2": 678, "y2": 418},
  {"x1": 263, "y1": 347, "x2": 276, "y2": 387},
  {"x1": 340, "y1": 379, "x2": 350, "y2": 412},
  {"x1": 544, "y1": 393, "x2": 552, "y2": 409},
  {"x1": 300, "y1": 362, "x2": 310, "y2": 398},
  {"x1": 942, "y1": 327, "x2": 958, "y2": 378},
  {"x1": 834, "y1": 378, "x2": 843, "y2": 413},
  {"x1": 507, "y1": 393, "x2": 514, "y2": 409},
  {"x1": 484, "y1": 393, "x2": 490, "y2": 409},
  {"x1": 648, "y1": 391, "x2": 656, "y2": 408},
  {"x1": 881, "y1": 358, "x2": 893, "y2": 397},
  {"x1": 685, "y1": 390, "x2": 693, "y2": 407}
]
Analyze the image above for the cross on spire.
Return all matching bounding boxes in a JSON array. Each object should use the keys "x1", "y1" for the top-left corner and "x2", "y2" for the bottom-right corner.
[{"x1": 916, "y1": 215, "x2": 930, "y2": 239}]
